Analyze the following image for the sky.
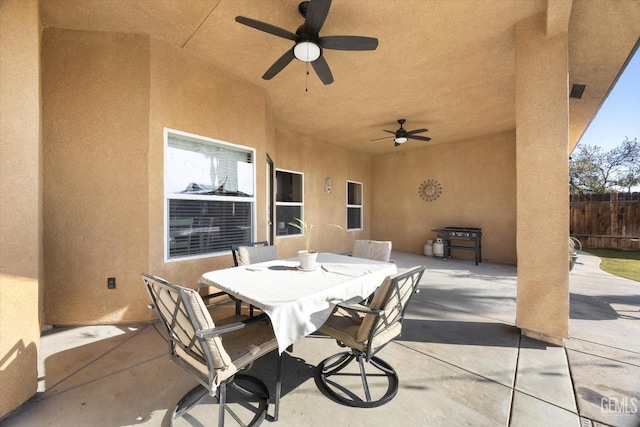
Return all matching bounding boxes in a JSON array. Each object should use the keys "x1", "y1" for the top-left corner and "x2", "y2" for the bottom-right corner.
[{"x1": 576, "y1": 48, "x2": 640, "y2": 153}]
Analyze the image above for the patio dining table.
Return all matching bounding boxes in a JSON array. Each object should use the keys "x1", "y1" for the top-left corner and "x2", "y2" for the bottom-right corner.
[{"x1": 198, "y1": 252, "x2": 397, "y2": 353}]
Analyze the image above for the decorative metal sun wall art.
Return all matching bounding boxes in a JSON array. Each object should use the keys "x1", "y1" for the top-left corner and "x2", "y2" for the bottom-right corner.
[{"x1": 418, "y1": 179, "x2": 442, "y2": 201}]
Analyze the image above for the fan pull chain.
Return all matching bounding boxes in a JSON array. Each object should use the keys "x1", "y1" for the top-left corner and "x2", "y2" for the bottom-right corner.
[{"x1": 305, "y1": 61, "x2": 309, "y2": 92}]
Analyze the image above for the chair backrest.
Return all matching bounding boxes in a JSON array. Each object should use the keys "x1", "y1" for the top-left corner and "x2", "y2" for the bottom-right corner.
[
  {"x1": 357, "y1": 266, "x2": 425, "y2": 356},
  {"x1": 142, "y1": 273, "x2": 233, "y2": 391},
  {"x1": 231, "y1": 241, "x2": 277, "y2": 266},
  {"x1": 352, "y1": 239, "x2": 392, "y2": 262}
]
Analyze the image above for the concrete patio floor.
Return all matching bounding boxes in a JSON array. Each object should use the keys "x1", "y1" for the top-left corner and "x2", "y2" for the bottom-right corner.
[{"x1": 3, "y1": 251, "x2": 639, "y2": 426}]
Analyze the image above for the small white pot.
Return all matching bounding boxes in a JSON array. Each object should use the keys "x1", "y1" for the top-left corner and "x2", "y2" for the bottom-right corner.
[{"x1": 298, "y1": 250, "x2": 318, "y2": 270}]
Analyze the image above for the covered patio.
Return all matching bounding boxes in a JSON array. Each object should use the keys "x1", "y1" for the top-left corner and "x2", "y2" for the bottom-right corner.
[
  {"x1": 2, "y1": 0, "x2": 640, "y2": 423},
  {"x1": 3, "y1": 252, "x2": 639, "y2": 426}
]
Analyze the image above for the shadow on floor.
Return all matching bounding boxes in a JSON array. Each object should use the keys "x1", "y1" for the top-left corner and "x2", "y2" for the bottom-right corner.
[
  {"x1": 570, "y1": 292, "x2": 640, "y2": 321},
  {"x1": 399, "y1": 319, "x2": 562, "y2": 349}
]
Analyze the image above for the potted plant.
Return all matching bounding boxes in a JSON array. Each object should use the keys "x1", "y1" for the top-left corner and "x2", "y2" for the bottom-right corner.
[
  {"x1": 288, "y1": 217, "x2": 318, "y2": 270},
  {"x1": 289, "y1": 218, "x2": 344, "y2": 270}
]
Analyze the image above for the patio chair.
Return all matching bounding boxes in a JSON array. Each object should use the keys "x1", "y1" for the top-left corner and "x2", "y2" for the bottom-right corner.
[
  {"x1": 316, "y1": 266, "x2": 426, "y2": 408},
  {"x1": 231, "y1": 241, "x2": 278, "y2": 266},
  {"x1": 351, "y1": 239, "x2": 392, "y2": 262},
  {"x1": 142, "y1": 273, "x2": 282, "y2": 426},
  {"x1": 230, "y1": 241, "x2": 278, "y2": 316}
]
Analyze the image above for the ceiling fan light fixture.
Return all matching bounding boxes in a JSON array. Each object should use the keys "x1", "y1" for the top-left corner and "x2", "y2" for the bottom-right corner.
[
  {"x1": 394, "y1": 136, "x2": 408, "y2": 144},
  {"x1": 294, "y1": 41, "x2": 321, "y2": 62}
]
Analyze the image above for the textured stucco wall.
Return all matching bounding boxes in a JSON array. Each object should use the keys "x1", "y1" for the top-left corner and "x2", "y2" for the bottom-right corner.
[
  {"x1": 0, "y1": 275, "x2": 40, "y2": 418},
  {"x1": 146, "y1": 38, "x2": 270, "y2": 289},
  {"x1": 515, "y1": 14, "x2": 569, "y2": 341},
  {"x1": 0, "y1": 0, "x2": 41, "y2": 418},
  {"x1": 273, "y1": 127, "x2": 372, "y2": 258},
  {"x1": 40, "y1": 28, "x2": 374, "y2": 324},
  {"x1": 0, "y1": 0, "x2": 42, "y2": 278},
  {"x1": 371, "y1": 132, "x2": 517, "y2": 264},
  {"x1": 42, "y1": 28, "x2": 150, "y2": 324},
  {"x1": 41, "y1": 29, "x2": 272, "y2": 323}
]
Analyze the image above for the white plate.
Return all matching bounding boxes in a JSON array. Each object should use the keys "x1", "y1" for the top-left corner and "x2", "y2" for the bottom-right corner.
[{"x1": 296, "y1": 265, "x2": 318, "y2": 272}]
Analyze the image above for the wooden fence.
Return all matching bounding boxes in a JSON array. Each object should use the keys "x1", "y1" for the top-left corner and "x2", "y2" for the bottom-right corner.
[{"x1": 570, "y1": 192, "x2": 640, "y2": 250}]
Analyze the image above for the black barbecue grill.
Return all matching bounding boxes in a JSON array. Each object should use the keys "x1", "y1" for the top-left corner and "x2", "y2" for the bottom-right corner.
[{"x1": 431, "y1": 227, "x2": 482, "y2": 265}]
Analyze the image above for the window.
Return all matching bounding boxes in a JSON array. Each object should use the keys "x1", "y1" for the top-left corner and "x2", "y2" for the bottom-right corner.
[
  {"x1": 275, "y1": 169, "x2": 303, "y2": 236},
  {"x1": 347, "y1": 181, "x2": 363, "y2": 230},
  {"x1": 165, "y1": 129, "x2": 255, "y2": 260}
]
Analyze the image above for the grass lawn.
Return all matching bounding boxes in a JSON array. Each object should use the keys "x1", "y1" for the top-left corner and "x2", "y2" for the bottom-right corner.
[{"x1": 583, "y1": 248, "x2": 640, "y2": 282}]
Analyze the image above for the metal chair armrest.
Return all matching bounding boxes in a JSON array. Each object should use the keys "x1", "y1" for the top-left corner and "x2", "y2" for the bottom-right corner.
[
  {"x1": 335, "y1": 302, "x2": 384, "y2": 316},
  {"x1": 196, "y1": 313, "x2": 269, "y2": 338}
]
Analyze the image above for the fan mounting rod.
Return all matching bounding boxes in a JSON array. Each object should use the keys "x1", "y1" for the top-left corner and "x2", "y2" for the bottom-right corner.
[
  {"x1": 294, "y1": 2, "x2": 320, "y2": 62},
  {"x1": 298, "y1": 1, "x2": 310, "y2": 17}
]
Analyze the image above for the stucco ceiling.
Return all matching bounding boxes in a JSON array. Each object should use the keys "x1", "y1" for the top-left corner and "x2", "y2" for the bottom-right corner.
[{"x1": 40, "y1": 0, "x2": 640, "y2": 154}]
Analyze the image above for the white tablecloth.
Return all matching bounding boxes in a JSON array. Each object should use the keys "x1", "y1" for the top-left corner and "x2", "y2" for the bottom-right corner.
[{"x1": 198, "y1": 253, "x2": 397, "y2": 353}]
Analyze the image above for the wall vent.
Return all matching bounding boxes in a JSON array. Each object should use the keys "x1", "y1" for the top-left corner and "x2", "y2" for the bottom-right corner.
[{"x1": 570, "y1": 84, "x2": 586, "y2": 99}]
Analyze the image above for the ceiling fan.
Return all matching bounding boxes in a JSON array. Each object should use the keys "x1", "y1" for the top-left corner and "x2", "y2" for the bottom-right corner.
[
  {"x1": 372, "y1": 119, "x2": 432, "y2": 146},
  {"x1": 235, "y1": 0, "x2": 378, "y2": 85}
]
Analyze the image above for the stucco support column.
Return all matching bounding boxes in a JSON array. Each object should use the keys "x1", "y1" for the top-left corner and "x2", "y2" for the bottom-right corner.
[
  {"x1": 0, "y1": 0, "x2": 42, "y2": 417},
  {"x1": 515, "y1": 13, "x2": 569, "y2": 344}
]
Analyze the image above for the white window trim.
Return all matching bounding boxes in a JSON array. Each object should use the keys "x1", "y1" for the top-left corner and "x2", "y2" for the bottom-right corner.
[
  {"x1": 275, "y1": 168, "x2": 304, "y2": 239},
  {"x1": 346, "y1": 180, "x2": 363, "y2": 231},
  {"x1": 163, "y1": 127, "x2": 256, "y2": 262}
]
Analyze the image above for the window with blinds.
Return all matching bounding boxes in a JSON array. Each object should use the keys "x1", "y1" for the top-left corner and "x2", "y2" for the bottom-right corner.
[{"x1": 165, "y1": 129, "x2": 255, "y2": 260}]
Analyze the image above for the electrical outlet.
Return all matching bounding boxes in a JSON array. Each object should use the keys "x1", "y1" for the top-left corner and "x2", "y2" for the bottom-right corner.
[{"x1": 107, "y1": 277, "x2": 116, "y2": 289}]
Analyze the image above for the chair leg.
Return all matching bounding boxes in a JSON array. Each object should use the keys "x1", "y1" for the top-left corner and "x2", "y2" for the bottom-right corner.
[
  {"x1": 316, "y1": 351, "x2": 399, "y2": 408},
  {"x1": 171, "y1": 384, "x2": 208, "y2": 424},
  {"x1": 218, "y1": 382, "x2": 226, "y2": 427},
  {"x1": 357, "y1": 355, "x2": 372, "y2": 402},
  {"x1": 227, "y1": 375, "x2": 270, "y2": 426},
  {"x1": 172, "y1": 376, "x2": 269, "y2": 427},
  {"x1": 274, "y1": 352, "x2": 283, "y2": 421}
]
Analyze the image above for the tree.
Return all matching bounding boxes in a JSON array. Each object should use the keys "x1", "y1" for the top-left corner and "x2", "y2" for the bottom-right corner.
[
  {"x1": 569, "y1": 137, "x2": 639, "y2": 193},
  {"x1": 616, "y1": 160, "x2": 640, "y2": 193}
]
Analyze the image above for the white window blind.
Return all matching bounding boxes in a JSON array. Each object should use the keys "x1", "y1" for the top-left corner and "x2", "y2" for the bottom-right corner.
[{"x1": 165, "y1": 129, "x2": 255, "y2": 260}]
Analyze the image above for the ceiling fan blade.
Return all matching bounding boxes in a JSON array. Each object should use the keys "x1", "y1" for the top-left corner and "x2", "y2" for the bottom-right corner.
[
  {"x1": 235, "y1": 16, "x2": 297, "y2": 41},
  {"x1": 407, "y1": 134, "x2": 432, "y2": 141},
  {"x1": 382, "y1": 130, "x2": 396, "y2": 135},
  {"x1": 311, "y1": 56, "x2": 334, "y2": 85},
  {"x1": 262, "y1": 48, "x2": 295, "y2": 80},
  {"x1": 407, "y1": 128, "x2": 428, "y2": 135},
  {"x1": 370, "y1": 135, "x2": 393, "y2": 141},
  {"x1": 319, "y1": 35, "x2": 378, "y2": 51},
  {"x1": 305, "y1": 0, "x2": 332, "y2": 35}
]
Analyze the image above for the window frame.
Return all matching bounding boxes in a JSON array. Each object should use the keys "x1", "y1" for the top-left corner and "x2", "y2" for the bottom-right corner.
[
  {"x1": 346, "y1": 180, "x2": 363, "y2": 231},
  {"x1": 275, "y1": 168, "x2": 304, "y2": 238},
  {"x1": 163, "y1": 127, "x2": 256, "y2": 262}
]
